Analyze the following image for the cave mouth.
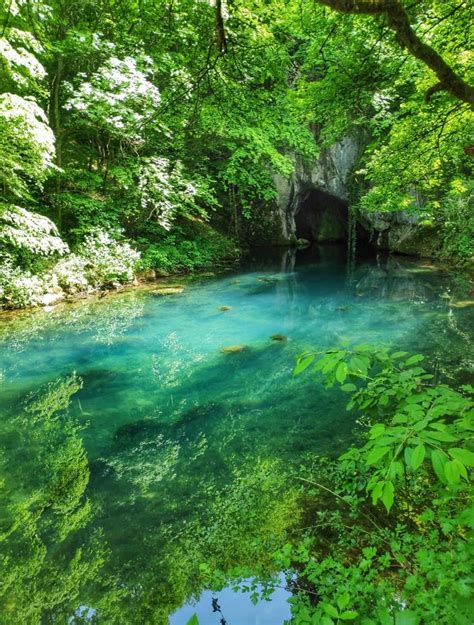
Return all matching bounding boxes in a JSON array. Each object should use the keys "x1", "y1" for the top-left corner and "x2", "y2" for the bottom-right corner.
[{"x1": 295, "y1": 188, "x2": 348, "y2": 243}]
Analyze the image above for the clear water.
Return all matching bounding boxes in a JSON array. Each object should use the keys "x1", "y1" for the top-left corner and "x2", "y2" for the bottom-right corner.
[{"x1": 0, "y1": 246, "x2": 472, "y2": 624}]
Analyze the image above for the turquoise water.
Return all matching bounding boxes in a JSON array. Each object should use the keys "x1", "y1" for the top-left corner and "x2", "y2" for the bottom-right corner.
[{"x1": 0, "y1": 246, "x2": 472, "y2": 624}]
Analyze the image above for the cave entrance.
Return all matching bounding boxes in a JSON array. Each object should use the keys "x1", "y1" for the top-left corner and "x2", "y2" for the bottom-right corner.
[{"x1": 295, "y1": 188, "x2": 348, "y2": 243}]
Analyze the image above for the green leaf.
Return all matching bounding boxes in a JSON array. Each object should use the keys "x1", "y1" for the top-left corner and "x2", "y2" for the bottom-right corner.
[
  {"x1": 340, "y1": 611, "x2": 358, "y2": 620},
  {"x1": 341, "y1": 383, "x2": 357, "y2": 392},
  {"x1": 186, "y1": 615, "x2": 199, "y2": 625},
  {"x1": 369, "y1": 423, "x2": 385, "y2": 439},
  {"x1": 413, "y1": 418, "x2": 429, "y2": 432},
  {"x1": 410, "y1": 444, "x2": 426, "y2": 471},
  {"x1": 448, "y1": 447, "x2": 474, "y2": 466},
  {"x1": 404, "y1": 354, "x2": 424, "y2": 366},
  {"x1": 294, "y1": 355, "x2": 314, "y2": 375},
  {"x1": 394, "y1": 610, "x2": 420, "y2": 625},
  {"x1": 337, "y1": 593, "x2": 350, "y2": 610},
  {"x1": 370, "y1": 480, "x2": 384, "y2": 505},
  {"x1": 389, "y1": 460, "x2": 403, "y2": 479},
  {"x1": 426, "y1": 430, "x2": 457, "y2": 442},
  {"x1": 366, "y1": 446, "x2": 390, "y2": 465},
  {"x1": 444, "y1": 460, "x2": 460, "y2": 484},
  {"x1": 391, "y1": 351, "x2": 409, "y2": 359},
  {"x1": 336, "y1": 362, "x2": 348, "y2": 383},
  {"x1": 322, "y1": 603, "x2": 339, "y2": 618},
  {"x1": 452, "y1": 459, "x2": 468, "y2": 480},
  {"x1": 381, "y1": 480, "x2": 394, "y2": 513},
  {"x1": 320, "y1": 617, "x2": 334, "y2": 625},
  {"x1": 431, "y1": 449, "x2": 448, "y2": 484}
]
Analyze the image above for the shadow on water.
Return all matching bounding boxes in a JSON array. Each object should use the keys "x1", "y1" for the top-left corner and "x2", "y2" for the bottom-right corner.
[{"x1": 0, "y1": 245, "x2": 472, "y2": 624}]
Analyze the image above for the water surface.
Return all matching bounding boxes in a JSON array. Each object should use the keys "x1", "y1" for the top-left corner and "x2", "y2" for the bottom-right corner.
[{"x1": 0, "y1": 246, "x2": 472, "y2": 624}]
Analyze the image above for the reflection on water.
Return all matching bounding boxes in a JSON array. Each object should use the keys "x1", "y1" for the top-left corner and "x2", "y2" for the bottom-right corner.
[
  {"x1": 0, "y1": 246, "x2": 472, "y2": 624},
  {"x1": 170, "y1": 576, "x2": 291, "y2": 625}
]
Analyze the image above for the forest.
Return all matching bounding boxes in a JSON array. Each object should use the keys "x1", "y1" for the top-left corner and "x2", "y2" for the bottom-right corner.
[{"x1": 0, "y1": 0, "x2": 473, "y2": 624}]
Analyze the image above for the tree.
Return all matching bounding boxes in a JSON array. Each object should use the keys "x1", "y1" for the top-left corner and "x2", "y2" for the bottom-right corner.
[{"x1": 314, "y1": 0, "x2": 474, "y2": 107}]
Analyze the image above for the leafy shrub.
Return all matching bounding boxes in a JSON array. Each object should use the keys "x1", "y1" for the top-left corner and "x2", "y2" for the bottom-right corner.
[
  {"x1": 136, "y1": 218, "x2": 238, "y2": 275},
  {"x1": 276, "y1": 346, "x2": 474, "y2": 625},
  {"x1": 439, "y1": 178, "x2": 474, "y2": 263},
  {"x1": 79, "y1": 229, "x2": 140, "y2": 285}
]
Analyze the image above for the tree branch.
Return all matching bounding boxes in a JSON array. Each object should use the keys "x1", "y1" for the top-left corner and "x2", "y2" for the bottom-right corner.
[
  {"x1": 216, "y1": 0, "x2": 228, "y2": 54},
  {"x1": 314, "y1": 0, "x2": 474, "y2": 108}
]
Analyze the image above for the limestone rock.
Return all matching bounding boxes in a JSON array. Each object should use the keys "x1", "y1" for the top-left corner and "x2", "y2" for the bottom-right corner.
[
  {"x1": 39, "y1": 292, "x2": 64, "y2": 306},
  {"x1": 136, "y1": 268, "x2": 156, "y2": 282},
  {"x1": 220, "y1": 345, "x2": 246, "y2": 354},
  {"x1": 153, "y1": 287, "x2": 184, "y2": 295}
]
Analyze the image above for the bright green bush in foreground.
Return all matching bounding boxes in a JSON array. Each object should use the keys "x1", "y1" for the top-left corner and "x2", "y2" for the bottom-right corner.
[{"x1": 278, "y1": 346, "x2": 473, "y2": 625}]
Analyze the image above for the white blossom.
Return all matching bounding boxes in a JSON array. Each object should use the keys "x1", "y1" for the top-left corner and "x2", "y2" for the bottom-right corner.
[
  {"x1": 0, "y1": 37, "x2": 46, "y2": 83},
  {"x1": 0, "y1": 93, "x2": 56, "y2": 172},
  {"x1": 65, "y1": 55, "x2": 161, "y2": 142},
  {"x1": 0, "y1": 205, "x2": 69, "y2": 256}
]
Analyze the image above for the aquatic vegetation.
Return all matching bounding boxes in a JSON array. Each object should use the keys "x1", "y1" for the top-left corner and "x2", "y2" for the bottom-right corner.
[{"x1": 0, "y1": 375, "x2": 107, "y2": 624}]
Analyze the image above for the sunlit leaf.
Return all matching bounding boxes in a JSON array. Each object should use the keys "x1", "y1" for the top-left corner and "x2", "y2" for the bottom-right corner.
[
  {"x1": 294, "y1": 355, "x2": 314, "y2": 375},
  {"x1": 381, "y1": 480, "x2": 394, "y2": 513},
  {"x1": 366, "y1": 446, "x2": 390, "y2": 465},
  {"x1": 448, "y1": 447, "x2": 474, "y2": 466},
  {"x1": 411, "y1": 444, "x2": 425, "y2": 471}
]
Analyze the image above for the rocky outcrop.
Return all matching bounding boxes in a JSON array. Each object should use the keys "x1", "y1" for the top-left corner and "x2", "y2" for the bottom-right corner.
[
  {"x1": 360, "y1": 211, "x2": 441, "y2": 258},
  {"x1": 249, "y1": 133, "x2": 366, "y2": 245},
  {"x1": 247, "y1": 129, "x2": 439, "y2": 258}
]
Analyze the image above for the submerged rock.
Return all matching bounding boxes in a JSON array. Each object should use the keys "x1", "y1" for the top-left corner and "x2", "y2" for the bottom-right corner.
[
  {"x1": 220, "y1": 344, "x2": 247, "y2": 354},
  {"x1": 218, "y1": 305, "x2": 232, "y2": 311},
  {"x1": 173, "y1": 403, "x2": 218, "y2": 429},
  {"x1": 113, "y1": 418, "x2": 169, "y2": 444},
  {"x1": 452, "y1": 300, "x2": 474, "y2": 308},
  {"x1": 114, "y1": 420, "x2": 154, "y2": 440},
  {"x1": 153, "y1": 286, "x2": 184, "y2": 295},
  {"x1": 258, "y1": 276, "x2": 279, "y2": 283},
  {"x1": 270, "y1": 333, "x2": 287, "y2": 341}
]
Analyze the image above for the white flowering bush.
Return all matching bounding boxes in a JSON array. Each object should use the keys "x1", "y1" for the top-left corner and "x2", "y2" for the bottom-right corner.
[
  {"x1": 0, "y1": 36, "x2": 46, "y2": 85},
  {"x1": 52, "y1": 254, "x2": 90, "y2": 294},
  {"x1": 138, "y1": 157, "x2": 214, "y2": 230},
  {"x1": 0, "y1": 258, "x2": 47, "y2": 308},
  {"x1": 79, "y1": 230, "x2": 140, "y2": 285},
  {"x1": 64, "y1": 55, "x2": 160, "y2": 143},
  {"x1": 0, "y1": 204, "x2": 69, "y2": 256},
  {"x1": 0, "y1": 94, "x2": 56, "y2": 200}
]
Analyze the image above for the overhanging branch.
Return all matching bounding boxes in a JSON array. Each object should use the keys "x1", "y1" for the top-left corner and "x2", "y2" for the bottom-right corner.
[{"x1": 315, "y1": 0, "x2": 474, "y2": 108}]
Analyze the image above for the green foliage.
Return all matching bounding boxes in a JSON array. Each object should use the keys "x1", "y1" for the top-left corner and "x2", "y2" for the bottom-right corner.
[
  {"x1": 1, "y1": 0, "x2": 473, "y2": 306},
  {"x1": 438, "y1": 178, "x2": 474, "y2": 262},
  {"x1": 136, "y1": 218, "x2": 238, "y2": 275},
  {"x1": 287, "y1": 346, "x2": 474, "y2": 624}
]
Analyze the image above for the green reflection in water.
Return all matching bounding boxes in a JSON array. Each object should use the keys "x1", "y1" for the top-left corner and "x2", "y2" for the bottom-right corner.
[{"x1": 0, "y1": 248, "x2": 472, "y2": 624}]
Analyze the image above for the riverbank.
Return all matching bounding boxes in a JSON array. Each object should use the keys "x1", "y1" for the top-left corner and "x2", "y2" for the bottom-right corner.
[{"x1": 1, "y1": 242, "x2": 473, "y2": 318}]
